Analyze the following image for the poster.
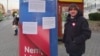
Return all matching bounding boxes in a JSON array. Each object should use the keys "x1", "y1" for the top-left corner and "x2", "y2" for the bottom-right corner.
[
  {"x1": 23, "y1": 0, "x2": 28, "y2": 2},
  {"x1": 29, "y1": 0, "x2": 46, "y2": 12},
  {"x1": 22, "y1": 22, "x2": 37, "y2": 34},
  {"x1": 42, "y1": 17, "x2": 56, "y2": 29}
]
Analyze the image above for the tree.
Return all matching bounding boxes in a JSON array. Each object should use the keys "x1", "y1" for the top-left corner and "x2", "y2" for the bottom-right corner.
[{"x1": 0, "y1": 12, "x2": 3, "y2": 21}]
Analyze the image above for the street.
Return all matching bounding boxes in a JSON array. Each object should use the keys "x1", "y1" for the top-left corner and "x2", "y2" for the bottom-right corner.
[
  {"x1": 0, "y1": 17, "x2": 18, "y2": 56},
  {"x1": 0, "y1": 17, "x2": 100, "y2": 56}
]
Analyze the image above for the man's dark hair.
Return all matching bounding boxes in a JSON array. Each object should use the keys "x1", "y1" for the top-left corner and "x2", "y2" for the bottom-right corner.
[{"x1": 68, "y1": 4, "x2": 79, "y2": 11}]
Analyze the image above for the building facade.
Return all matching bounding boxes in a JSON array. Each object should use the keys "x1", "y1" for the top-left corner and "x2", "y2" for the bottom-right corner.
[{"x1": 0, "y1": 3, "x2": 5, "y2": 14}]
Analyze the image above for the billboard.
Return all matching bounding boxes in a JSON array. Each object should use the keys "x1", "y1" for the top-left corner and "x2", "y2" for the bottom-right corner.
[{"x1": 19, "y1": 0, "x2": 58, "y2": 56}]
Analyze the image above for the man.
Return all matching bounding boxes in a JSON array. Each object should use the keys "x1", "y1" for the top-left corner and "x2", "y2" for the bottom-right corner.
[
  {"x1": 63, "y1": 4, "x2": 91, "y2": 56},
  {"x1": 12, "y1": 15, "x2": 19, "y2": 36}
]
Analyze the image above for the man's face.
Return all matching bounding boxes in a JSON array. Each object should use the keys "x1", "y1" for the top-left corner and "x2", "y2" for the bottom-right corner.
[{"x1": 69, "y1": 8, "x2": 78, "y2": 17}]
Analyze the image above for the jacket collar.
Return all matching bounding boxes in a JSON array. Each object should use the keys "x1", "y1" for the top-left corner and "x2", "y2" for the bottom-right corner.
[{"x1": 66, "y1": 10, "x2": 83, "y2": 22}]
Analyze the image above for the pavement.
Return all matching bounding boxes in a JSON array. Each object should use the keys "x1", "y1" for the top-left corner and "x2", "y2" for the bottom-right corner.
[{"x1": 0, "y1": 16, "x2": 100, "y2": 56}]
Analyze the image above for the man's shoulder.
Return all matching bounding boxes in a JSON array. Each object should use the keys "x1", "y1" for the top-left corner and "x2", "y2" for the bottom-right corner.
[{"x1": 78, "y1": 16, "x2": 87, "y2": 22}]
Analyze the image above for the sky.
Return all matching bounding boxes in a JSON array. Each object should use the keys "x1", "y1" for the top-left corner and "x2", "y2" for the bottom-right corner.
[
  {"x1": 0, "y1": 0, "x2": 19, "y2": 11},
  {"x1": 0, "y1": 0, "x2": 100, "y2": 11}
]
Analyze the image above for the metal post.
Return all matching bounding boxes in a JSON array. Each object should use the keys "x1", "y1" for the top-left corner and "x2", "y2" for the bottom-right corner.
[
  {"x1": 95, "y1": 0, "x2": 96, "y2": 8},
  {"x1": 7, "y1": 0, "x2": 8, "y2": 13},
  {"x1": 6, "y1": 0, "x2": 9, "y2": 19}
]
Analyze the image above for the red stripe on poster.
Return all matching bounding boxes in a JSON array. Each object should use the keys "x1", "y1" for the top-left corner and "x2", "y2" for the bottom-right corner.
[{"x1": 19, "y1": 24, "x2": 50, "y2": 56}]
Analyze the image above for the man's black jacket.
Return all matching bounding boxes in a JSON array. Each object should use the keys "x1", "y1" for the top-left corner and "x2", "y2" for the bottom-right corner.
[{"x1": 63, "y1": 11, "x2": 91, "y2": 54}]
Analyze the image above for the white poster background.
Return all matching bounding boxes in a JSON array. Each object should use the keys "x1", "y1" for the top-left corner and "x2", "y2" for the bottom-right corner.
[
  {"x1": 42, "y1": 17, "x2": 56, "y2": 29},
  {"x1": 23, "y1": 0, "x2": 28, "y2": 3},
  {"x1": 29, "y1": 0, "x2": 46, "y2": 12},
  {"x1": 22, "y1": 22, "x2": 38, "y2": 34}
]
